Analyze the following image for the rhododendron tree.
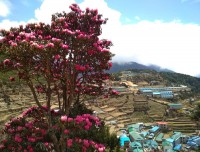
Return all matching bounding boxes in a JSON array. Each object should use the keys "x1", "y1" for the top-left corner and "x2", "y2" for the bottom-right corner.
[
  {"x1": 0, "y1": 4, "x2": 115, "y2": 152},
  {"x1": 0, "y1": 4, "x2": 112, "y2": 114}
]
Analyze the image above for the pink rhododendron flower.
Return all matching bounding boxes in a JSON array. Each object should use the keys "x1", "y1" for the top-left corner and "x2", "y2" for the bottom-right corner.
[
  {"x1": 11, "y1": 42, "x2": 17, "y2": 47},
  {"x1": 9, "y1": 76, "x2": 15, "y2": 81},
  {"x1": 75, "y1": 116, "x2": 84, "y2": 124},
  {"x1": 17, "y1": 126, "x2": 23, "y2": 131},
  {"x1": 67, "y1": 117, "x2": 73, "y2": 122},
  {"x1": 75, "y1": 64, "x2": 86, "y2": 71},
  {"x1": 28, "y1": 137, "x2": 36, "y2": 142},
  {"x1": 54, "y1": 54, "x2": 61, "y2": 60},
  {"x1": 108, "y1": 62, "x2": 112, "y2": 68},
  {"x1": 14, "y1": 63, "x2": 22, "y2": 68},
  {"x1": 64, "y1": 129, "x2": 69, "y2": 134},
  {"x1": 111, "y1": 90, "x2": 119, "y2": 95},
  {"x1": 61, "y1": 44, "x2": 69, "y2": 49},
  {"x1": 0, "y1": 144, "x2": 5, "y2": 149},
  {"x1": 61, "y1": 115, "x2": 68, "y2": 122},
  {"x1": 3, "y1": 59, "x2": 10, "y2": 65},
  {"x1": 44, "y1": 142, "x2": 49, "y2": 147},
  {"x1": 46, "y1": 43, "x2": 54, "y2": 48},
  {"x1": 84, "y1": 125, "x2": 90, "y2": 130},
  {"x1": 88, "y1": 50, "x2": 95, "y2": 55},
  {"x1": 66, "y1": 139, "x2": 73, "y2": 148},
  {"x1": 27, "y1": 145, "x2": 33, "y2": 152},
  {"x1": 14, "y1": 135, "x2": 22, "y2": 143},
  {"x1": 52, "y1": 38, "x2": 61, "y2": 42},
  {"x1": 37, "y1": 44, "x2": 44, "y2": 49},
  {"x1": 98, "y1": 147, "x2": 105, "y2": 152},
  {"x1": 40, "y1": 129, "x2": 46, "y2": 135},
  {"x1": 83, "y1": 139, "x2": 90, "y2": 148}
]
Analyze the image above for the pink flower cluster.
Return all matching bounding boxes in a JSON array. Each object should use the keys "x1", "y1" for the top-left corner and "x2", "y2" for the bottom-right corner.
[
  {"x1": 111, "y1": 89, "x2": 120, "y2": 95},
  {"x1": 66, "y1": 138, "x2": 105, "y2": 152},
  {"x1": 75, "y1": 64, "x2": 86, "y2": 72},
  {"x1": 60, "y1": 114, "x2": 101, "y2": 131}
]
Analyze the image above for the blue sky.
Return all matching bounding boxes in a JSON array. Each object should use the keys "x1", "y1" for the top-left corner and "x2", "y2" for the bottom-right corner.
[
  {"x1": 0, "y1": 0, "x2": 200, "y2": 76},
  {"x1": 1, "y1": 0, "x2": 200, "y2": 24}
]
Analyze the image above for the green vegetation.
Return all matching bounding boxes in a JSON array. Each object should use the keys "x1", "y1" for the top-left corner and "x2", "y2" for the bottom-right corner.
[
  {"x1": 191, "y1": 103, "x2": 200, "y2": 122},
  {"x1": 160, "y1": 72, "x2": 200, "y2": 93},
  {"x1": 111, "y1": 69, "x2": 200, "y2": 98}
]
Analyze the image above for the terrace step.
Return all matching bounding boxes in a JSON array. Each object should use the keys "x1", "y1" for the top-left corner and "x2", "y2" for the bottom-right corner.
[
  {"x1": 103, "y1": 107, "x2": 116, "y2": 112},
  {"x1": 118, "y1": 119, "x2": 132, "y2": 124},
  {"x1": 172, "y1": 129, "x2": 196, "y2": 133}
]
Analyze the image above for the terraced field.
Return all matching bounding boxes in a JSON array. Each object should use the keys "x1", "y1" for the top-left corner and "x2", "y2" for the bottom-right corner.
[
  {"x1": 0, "y1": 85, "x2": 46, "y2": 129},
  {"x1": 0, "y1": 85, "x2": 198, "y2": 136}
]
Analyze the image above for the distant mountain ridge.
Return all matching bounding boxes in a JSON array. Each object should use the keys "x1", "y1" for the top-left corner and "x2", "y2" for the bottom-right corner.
[{"x1": 109, "y1": 62, "x2": 174, "y2": 73}]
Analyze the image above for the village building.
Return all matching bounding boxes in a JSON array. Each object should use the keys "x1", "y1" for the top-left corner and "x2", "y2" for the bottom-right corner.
[
  {"x1": 187, "y1": 136, "x2": 200, "y2": 149},
  {"x1": 119, "y1": 133, "x2": 130, "y2": 148},
  {"x1": 156, "y1": 122, "x2": 168, "y2": 130},
  {"x1": 171, "y1": 132, "x2": 182, "y2": 147},
  {"x1": 127, "y1": 124, "x2": 143, "y2": 132},
  {"x1": 129, "y1": 131, "x2": 144, "y2": 143},
  {"x1": 129, "y1": 142, "x2": 143, "y2": 152},
  {"x1": 168, "y1": 103, "x2": 182, "y2": 110},
  {"x1": 162, "y1": 138, "x2": 174, "y2": 152},
  {"x1": 149, "y1": 126, "x2": 160, "y2": 134}
]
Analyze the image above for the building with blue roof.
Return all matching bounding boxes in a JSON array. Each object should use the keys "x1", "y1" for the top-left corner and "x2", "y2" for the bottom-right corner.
[
  {"x1": 129, "y1": 131, "x2": 144, "y2": 143},
  {"x1": 127, "y1": 123, "x2": 142, "y2": 132},
  {"x1": 129, "y1": 142, "x2": 143, "y2": 152},
  {"x1": 149, "y1": 126, "x2": 160, "y2": 134},
  {"x1": 162, "y1": 132, "x2": 183, "y2": 150},
  {"x1": 139, "y1": 87, "x2": 174, "y2": 98},
  {"x1": 143, "y1": 140, "x2": 158, "y2": 150},
  {"x1": 152, "y1": 92, "x2": 161, "y2": 98},
  {"x1": 120, "y1": 134, "x2": 130, "y2": 147},
  {"x1": 133, "y1": 148, "x2": 143, "y2": 152},
  {"x1": 171, "y1": 132, "x2": 182, "y2": 146},
  {"x1": 168, "y1": 104, "x2": 182, "y2": 110},
  {"x1": 160, "y1": 91, "x2": 173, "y2": 98},
  {"x1": 162, "y1": 139, "x2": 174, "y2": 152},
  {"x1": 155, "y1": 133, "x2": 164, "y2": 143},
  {"x1": 174, "y1": 144, "x2": 182, "y2": 151},
  {"x1": 140, "y1": 131, "x2": 149, "y2": 138},
  {"x1": 187, "y1": 136, "x2": 200, "y2": 149}
]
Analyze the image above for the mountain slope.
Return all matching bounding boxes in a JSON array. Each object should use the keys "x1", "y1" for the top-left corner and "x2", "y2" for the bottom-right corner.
[{"x1": 109, "y1": 62, "x2": 173, "y2": 73}]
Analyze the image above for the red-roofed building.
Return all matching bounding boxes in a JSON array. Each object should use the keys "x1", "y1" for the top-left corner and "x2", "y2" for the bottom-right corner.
[{"x1": 156, "y1": 122, "x2": 168, "y2": 130}]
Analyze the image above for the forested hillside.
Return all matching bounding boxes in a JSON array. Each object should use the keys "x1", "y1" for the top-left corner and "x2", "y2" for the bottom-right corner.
[
  {"x1": 160, "y1": 72, "x2": 200, "y2": 93},
  {"x1": 111, "y1": 69, "x2": 200, "y2": 96}
]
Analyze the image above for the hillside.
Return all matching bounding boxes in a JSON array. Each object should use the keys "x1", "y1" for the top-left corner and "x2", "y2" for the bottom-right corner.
[
  {"x1": 160, "y1": 72, "x2": 200, "y2": 94},
  {"x1": 109, "y1": 62, "x2": 174, "y2": 73},
  {"x1": 111, "y1": 69, "x2": 200, "y2": 95}
]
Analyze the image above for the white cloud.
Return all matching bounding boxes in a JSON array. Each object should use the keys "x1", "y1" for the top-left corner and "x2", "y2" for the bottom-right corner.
[
  {"x1": 78, "y1": 0, "x2": 200, "y2": 76},
  {"x1": 0, "y1": 0, "x2": 200, "y2": 76},
  {"x1": 34, "y1": 0, "x2": 75, "y2": 23},
  {"x1": 109, "y1": 20, "x2": 200, "y2": 76},
  {"x1": 0, "y1": 0, "x2": 11, "y2": 17},
  {"x1": 79, "y1": 0, "x2": 121, "y2": 27},
  {"x1": 0, "y1": 19, "x2": 26, "y2": 30}
]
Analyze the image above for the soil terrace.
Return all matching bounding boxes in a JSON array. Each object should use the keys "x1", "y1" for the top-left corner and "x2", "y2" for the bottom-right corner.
[{"x1": 0, "y1": 84, "x2": 198, "y2": 135}]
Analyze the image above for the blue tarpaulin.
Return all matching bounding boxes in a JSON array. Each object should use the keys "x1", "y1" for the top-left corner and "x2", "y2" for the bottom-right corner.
[{"x1": 174, "y1": 144, "x2": 182, "y2": 151}]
